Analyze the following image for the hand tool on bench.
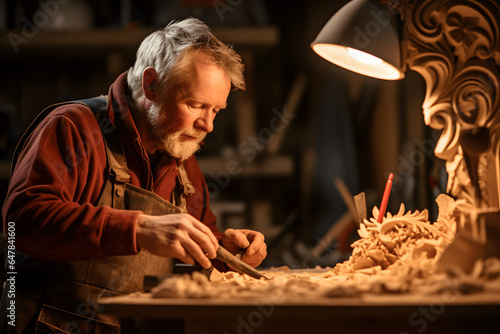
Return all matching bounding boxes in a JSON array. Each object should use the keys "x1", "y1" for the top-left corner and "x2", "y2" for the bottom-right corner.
[{"x1": 216, "y1": 246, "x2": 268, "y2": 280}]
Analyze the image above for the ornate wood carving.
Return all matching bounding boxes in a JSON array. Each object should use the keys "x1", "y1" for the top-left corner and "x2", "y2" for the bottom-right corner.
[{"x1": 403, "y1": 0, "x2": 500, "y2": 209}]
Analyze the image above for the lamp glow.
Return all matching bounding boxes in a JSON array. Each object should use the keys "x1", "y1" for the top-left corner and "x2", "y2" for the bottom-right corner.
[
  {"x1": 311, "y1": 0, "x2": 405, "y2": 80},
  {"x1": 347, "y1": 48, "x2": 383, "y2": 65},
  {"x1": 312, "y1": 43, "x2": 403, "y2": 80}
]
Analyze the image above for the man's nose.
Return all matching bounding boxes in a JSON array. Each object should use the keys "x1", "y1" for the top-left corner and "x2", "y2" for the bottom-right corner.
[{"x1": 195, "y1": 109, "x2": 214, "y2": 133}]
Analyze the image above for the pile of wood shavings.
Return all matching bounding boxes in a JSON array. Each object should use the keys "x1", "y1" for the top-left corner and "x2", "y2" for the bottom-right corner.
[
  {"x1": 151, "y1": 258, "x2": 500, "y2": 299},
  {"x1": 332, "y1": 195, "x2": 456, "y2": 275},
  {"x1": 151, "y1": 195, "x2": 500, "y2": 299}
]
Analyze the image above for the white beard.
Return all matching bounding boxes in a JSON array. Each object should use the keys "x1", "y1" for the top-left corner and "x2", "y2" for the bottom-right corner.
[{"x1": 146, "y1": 103, "x2": 205, "y2": 161}]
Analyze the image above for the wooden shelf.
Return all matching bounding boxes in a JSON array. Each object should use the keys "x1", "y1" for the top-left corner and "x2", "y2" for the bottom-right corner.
[
  {"x1": 0, "y1": 26, "x2": 279, "y2": 55},
  {"x1": 212, "y1": 25, "x2": 279, "y2": 46},
  {"x1": 198, "y1": 155, "x2": 294, "y2": 178}
]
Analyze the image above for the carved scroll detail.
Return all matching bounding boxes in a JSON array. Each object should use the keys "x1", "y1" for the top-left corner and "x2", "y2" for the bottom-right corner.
[{"x1": 406, "y1": 0, "x2": 500, "y2": 207}]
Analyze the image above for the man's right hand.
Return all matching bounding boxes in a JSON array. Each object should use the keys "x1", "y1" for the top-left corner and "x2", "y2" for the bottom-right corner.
[{"x1": 136, "y1": 213, "x2": 218, "y2": 268}]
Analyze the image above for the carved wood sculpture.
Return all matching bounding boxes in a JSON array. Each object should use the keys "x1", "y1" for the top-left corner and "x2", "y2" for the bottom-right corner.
[
  {"x1": 375, "y1": 0, "x2": 500, "y2": 268},
  {"x1": 402, "y1": 0, "x2": 500, "y2": 210}
]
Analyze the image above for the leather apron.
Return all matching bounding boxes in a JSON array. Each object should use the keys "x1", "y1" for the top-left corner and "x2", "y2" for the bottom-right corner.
[{"x1": 2, "y1": 97, "x2": 195, "y2": 333}]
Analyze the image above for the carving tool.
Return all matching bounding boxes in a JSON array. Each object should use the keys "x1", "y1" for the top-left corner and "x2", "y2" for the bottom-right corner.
[
  {"x1": 377, "y1": 173, "x2": 393, "y2": 223},
  {"x1": 353, "y1": 192, "x2": 367, "y2": 227},
  {"x1": 216, "y1": 246, "x2": 268, "y2": 280}
]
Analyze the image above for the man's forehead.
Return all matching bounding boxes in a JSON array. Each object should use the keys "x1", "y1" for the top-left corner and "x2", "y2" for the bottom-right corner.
[{"x1": 176, "y1": 86, "x2": 228, "y2": 109}]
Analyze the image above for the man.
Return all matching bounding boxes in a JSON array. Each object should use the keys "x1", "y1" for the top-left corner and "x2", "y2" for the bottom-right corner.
[{"x1": 1, "y1": 18, "x2": 267, "y2": 333}]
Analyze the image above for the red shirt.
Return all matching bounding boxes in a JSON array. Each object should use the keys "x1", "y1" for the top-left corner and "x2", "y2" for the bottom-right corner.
[{"x1": 2, "y1": 72, "x2": 220, "y2": 261}]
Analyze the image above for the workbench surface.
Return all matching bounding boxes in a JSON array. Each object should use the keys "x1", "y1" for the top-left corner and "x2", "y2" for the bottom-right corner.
[{"x1": 99, "y1": 292, "x2": 500, "y2": 334}]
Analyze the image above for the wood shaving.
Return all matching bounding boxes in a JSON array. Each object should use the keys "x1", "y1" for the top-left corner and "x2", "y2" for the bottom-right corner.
[{"x1": 151, "y1": 194, "x2": 500, "y2": 300}]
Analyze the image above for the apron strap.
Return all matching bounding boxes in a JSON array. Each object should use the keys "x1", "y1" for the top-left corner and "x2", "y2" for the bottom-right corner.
[
  {"x1": 174, "y1": 164, "x2": 195, "y2": 211},
  {"x1": 87, "y1": 96, "x2": 130, "y2": 183},
  {"x1": 90, "y1": 97, "x2": 130, "y2": 209}
]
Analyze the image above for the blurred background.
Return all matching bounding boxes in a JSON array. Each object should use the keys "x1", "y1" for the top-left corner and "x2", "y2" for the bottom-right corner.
[{"x1": 0, "y1": 0, "x2": 447, "y2": 269}]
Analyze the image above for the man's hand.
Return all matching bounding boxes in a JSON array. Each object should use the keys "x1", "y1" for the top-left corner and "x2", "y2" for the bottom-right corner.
[
  {"x1": 136, "y1": 213, "x2": 218, "y2": 268},
  {"x1": 221, "y1": 229, "x2": 267, "y2": 268}
]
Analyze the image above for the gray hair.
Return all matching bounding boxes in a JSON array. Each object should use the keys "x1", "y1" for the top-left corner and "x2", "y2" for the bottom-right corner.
[{"x1": 127, "y1": 17, "x2": 245, "y2": 97}]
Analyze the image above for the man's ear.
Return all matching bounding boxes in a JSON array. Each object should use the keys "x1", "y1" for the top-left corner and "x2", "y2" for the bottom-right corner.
[{"x1": 142, "y1": 67, "x2": 159, "y2": 101}]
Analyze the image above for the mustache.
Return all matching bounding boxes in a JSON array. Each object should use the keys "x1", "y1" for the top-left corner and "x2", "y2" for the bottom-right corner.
[{"x1": 183, "y1": 129, "x2": 206, "y2": 142}]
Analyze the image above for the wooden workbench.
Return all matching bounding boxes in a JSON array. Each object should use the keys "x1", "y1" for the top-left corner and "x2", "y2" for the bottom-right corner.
[{"x1": 99, "y1": 291, "x2": 500, "y2": 333}]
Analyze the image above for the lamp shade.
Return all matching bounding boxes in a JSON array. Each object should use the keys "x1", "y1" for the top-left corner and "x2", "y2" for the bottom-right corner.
[{"x1": 311, "y1": 0, "x2": 404, "y2": 80}]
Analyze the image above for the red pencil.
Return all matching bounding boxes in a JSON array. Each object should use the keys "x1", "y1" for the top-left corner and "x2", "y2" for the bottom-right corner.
[{"x1": 377, "y1": 173, "x2": 394, "y2": 223}]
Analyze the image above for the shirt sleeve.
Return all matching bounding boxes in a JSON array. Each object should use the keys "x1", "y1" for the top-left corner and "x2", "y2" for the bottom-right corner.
[{"x1": 2, "y1": 104, "x2": 141, "y2": 261}]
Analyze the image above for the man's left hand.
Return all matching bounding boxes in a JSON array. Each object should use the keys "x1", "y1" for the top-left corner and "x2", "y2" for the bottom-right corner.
[{"x1": 221, "y1": 228, "x2": 267, "y2": 268}]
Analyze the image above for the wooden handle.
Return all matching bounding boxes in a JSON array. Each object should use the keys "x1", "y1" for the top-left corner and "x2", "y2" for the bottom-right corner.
[{"x1": 216, "y1": 246, "x2": 267, "y2": 280}]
